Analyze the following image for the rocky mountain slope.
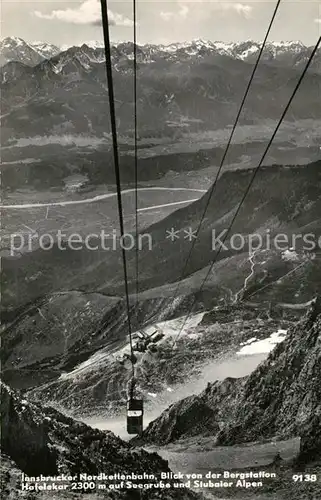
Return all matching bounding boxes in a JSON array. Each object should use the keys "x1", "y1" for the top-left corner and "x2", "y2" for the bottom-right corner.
[
  {"x1": 0, "y1": 381, "x2": 201, "y2": 499},
  {"x1": 135, "y1": 298, "x2": 321, "y2": 447},
  {"x1": 217, "y1": 297, "x2": 321, "y2": 446},
  {"x1": 297, "y1": 413, "x2": 321, "y2": 465}
]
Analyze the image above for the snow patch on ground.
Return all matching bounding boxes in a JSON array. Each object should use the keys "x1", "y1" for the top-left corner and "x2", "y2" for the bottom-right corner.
[
  {"x1": 282, "y1": 249, "x2": 300, "y2": 261},
  {"x1": 237, "y1": 329, "x2": 287, "y2": 355},
  {"x1": 239, "y1": 45, "x2": 259, "y2": 60}
]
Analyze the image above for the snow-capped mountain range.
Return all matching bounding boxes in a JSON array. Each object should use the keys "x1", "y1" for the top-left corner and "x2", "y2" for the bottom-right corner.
[
  {"x1": 154, "y1": 38, "x2": 307, "y2": 61},
  {"x1": 0, "y1": 36, "x2": 318, "y2": 68}
]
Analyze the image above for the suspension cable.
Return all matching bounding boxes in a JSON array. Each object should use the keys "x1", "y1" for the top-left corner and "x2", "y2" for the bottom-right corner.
[
  {"x1": 100, "y1": 0, "x2": 135, "y2": 376},
  {"x1": 169, "y1": 0, "x2": 282, "y2": 308},
  {"x1": 133, "y1": 0, "x2": 139, "y2": 306},
  {"x1": 172, "y1": 36, "x2": 321, "y2": 347}
]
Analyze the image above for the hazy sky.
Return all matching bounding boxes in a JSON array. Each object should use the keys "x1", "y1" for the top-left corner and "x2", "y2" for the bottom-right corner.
[{"x1": 2, "y1": 0, "x2": 321, "y2": 47}]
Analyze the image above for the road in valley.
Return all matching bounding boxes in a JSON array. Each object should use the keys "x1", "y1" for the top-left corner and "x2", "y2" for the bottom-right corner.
[
  {"x1": 0, "y1": 187, "x2": 206, "y2": 252},
  {"x1": 0, "y1": 187, "x2": 206, "y2": 209}
]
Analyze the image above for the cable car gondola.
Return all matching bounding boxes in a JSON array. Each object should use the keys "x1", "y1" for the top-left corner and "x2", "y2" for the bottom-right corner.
[{"x1": 127, "y1": 398, "x2": 143, "y2": 435}]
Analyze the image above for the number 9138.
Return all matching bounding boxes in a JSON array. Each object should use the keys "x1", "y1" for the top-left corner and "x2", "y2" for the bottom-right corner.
[{"x1": 292, "y1": 474, "x2": 317, "y2": 482}]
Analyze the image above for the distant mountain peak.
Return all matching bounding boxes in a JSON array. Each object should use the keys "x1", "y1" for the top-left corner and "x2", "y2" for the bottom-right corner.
[
  {"x1": 82, "y1": 40, "x2": 106, "y2": 49},
  {"x1": 1, "y1": 36, "x2": 25, "y2": 46},
  {"x1": 0, "y1": 36, "x2": 60, "y2": 66}
]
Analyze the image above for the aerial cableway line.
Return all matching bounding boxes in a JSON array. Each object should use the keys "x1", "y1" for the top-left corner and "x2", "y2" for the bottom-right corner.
[
  {"x1": 99, "y1": 0, "x2": 142, "y2": 435},
  {"x1": 99, "y1": 1, "x2": 134, "y2": 366},
  {"x1": 172, "y1": 35, "x2": 321, "y2": 347},
  {"x1": 133, "y1": 0, "x2": 139, "y2": 305}
]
